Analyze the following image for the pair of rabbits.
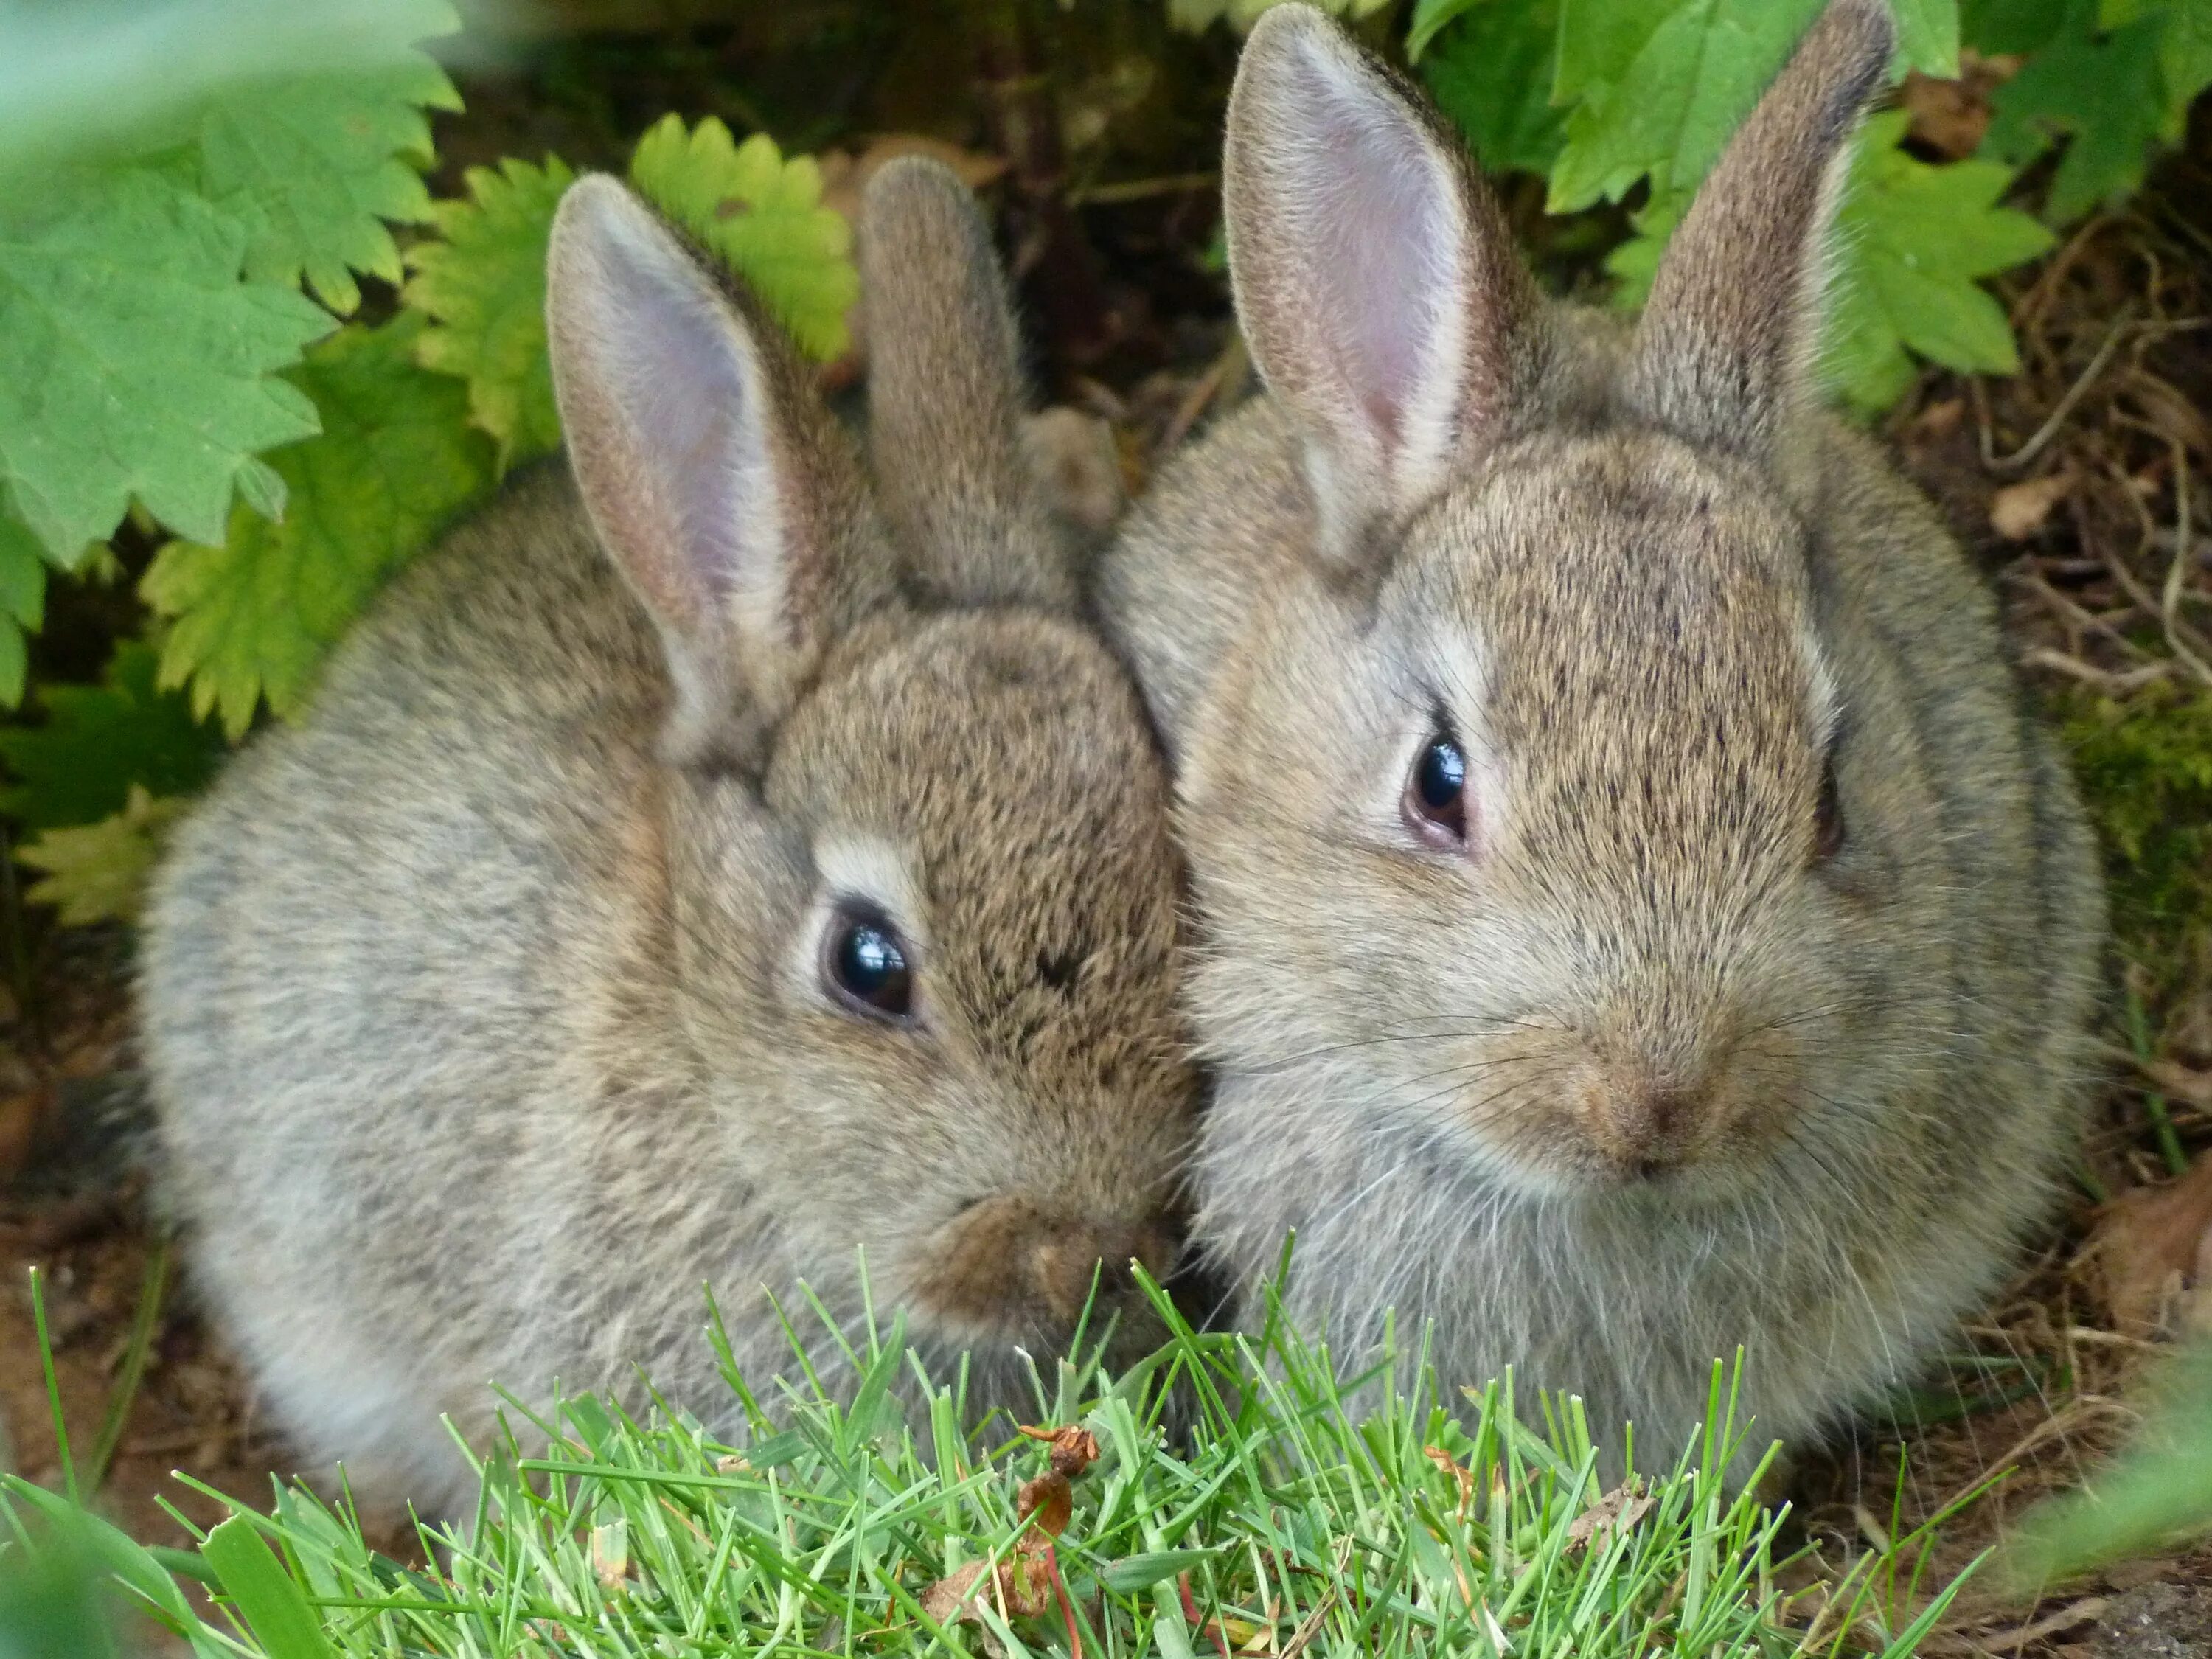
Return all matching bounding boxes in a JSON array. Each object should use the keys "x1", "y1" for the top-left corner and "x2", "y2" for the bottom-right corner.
[{"x1": 139, "y1": 0, "x2": 2106, "y2": 1512}]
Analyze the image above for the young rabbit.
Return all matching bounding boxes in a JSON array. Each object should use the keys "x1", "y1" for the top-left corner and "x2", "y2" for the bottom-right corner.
[
  {"x1": 139, "y1": 159, "x2": 1200, "y2": 1513},
  {"x1": 1100, "y1": 0, "x2": 2107, "y2": 1467}
]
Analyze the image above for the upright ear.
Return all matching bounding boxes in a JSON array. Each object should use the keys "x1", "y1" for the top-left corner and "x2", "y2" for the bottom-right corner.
[
  {"x1": 1225, "y1": 3, "x2": 1537, "y2": 568},
  {"x1": 1627, "y1": 0, "x2": 1895, "y2": 459},
  {"x1": 546, "y1": 175, "x2": 873, "y2": 768},
  {"x1": 858, "y1": 158, "x2": 1077, "y2": 611}
]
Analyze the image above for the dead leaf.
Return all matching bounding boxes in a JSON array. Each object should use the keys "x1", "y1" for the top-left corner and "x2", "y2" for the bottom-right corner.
[
  {"x1": 1423, "y1": 1446, "x2": 1476, "y2": 1520},
  {"x1": 1565, "y1": 1479, "x2": 1655, "y2": 1552},
  {"x1": 1991, "y1": 471, "x2": 2076, "y2": 540},
  {"x1": 1016, "y1": 1422, "x2": 1100, "y2": 1480},
  {"x1": 1901, "y1": 71, "x2": 1990, "y2": 159},
  {"x1": 920, "y1": 1555, "x2": 1054, "y2": 1630},
  {"x1": 2088, "y1": 1155, "x2": 2212, "y2": 1338},
  {"x1": 1015, "y1": 1469, "x2": 1072, "y2": 1544}
]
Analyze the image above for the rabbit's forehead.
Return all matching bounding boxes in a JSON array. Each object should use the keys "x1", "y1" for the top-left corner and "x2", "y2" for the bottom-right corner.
[{"x1": 773, "y1": 614, "x2": 1189, "y2": 1050}]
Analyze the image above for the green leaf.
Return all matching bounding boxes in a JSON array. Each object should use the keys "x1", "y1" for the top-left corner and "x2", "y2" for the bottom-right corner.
[
  {"x1": 17, "y1": 785, "x2": 183, "y2": 928},
  {"x1": 1607, "y1": 113, "x2": 2052, "y2": 416},
  {"x1": 0, "y1": 641, "x2": 226, "y2": 831},
  {"x1": 1961, "y1": 0, "x2": 2070, "y2": 53},
  {"x1": 0, "y1": 509, "x2": 49, "y2": 708},
  {"x1": 1828, "y1": 112, "x2": 2056, "y2": 411},
  {"x1": 142, "y1": 315, "x2": 495, "y2": 737},
  {"x1": 1981, "y1": 0, "x2": 2170, "y2": 223},
  {"x1": 199, "y1": 1515, "x2": 335, "y2": 1659},
  {"x1": 195, "y1": 49, "x2": 461, "y2": 316},
  {"x1": 628, "y1": 116, "x2": 860, "y2": 361},
  {"x1": 1099, "y1": 1549, "x2": 1222, "y2": 1594},
  {"x1": 1424, "y1": 0, "x2": 1571, "y2": 175},
  {"x1": 0, "y1": 170, "x2": 331, "y2": 566},
  {"x1": 1549, "y1": 0, "x2": 1825, "y2": 211},
  {"x1": 1408, "y1": 0, "x2": 1492, "y2": 59},
  {"x1": 403, "y1": 156, "x2": 573, "y2": 467},
  {"x1": 1893, "y1": 0, "x2": 1964, "y2": 73}
]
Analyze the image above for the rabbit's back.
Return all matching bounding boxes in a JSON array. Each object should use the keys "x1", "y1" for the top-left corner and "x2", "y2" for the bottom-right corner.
[{"x1": 141, "y1": 469, "x2": 748, "y2": 1504}]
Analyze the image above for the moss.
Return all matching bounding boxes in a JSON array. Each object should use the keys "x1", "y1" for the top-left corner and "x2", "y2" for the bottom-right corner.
[{"x1": 2062, "y1": 683, "x2": 2212, "y2": 983}]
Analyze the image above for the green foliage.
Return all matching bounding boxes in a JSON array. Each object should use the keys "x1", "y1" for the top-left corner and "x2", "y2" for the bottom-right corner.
[
  {"x1": 405, "y1": 157, "x2": 575, "y2": 469},
  {"x1": 0, "y1": 513, "x2": 49, "y2": 708},
  {"x1": 0, "y1": 643, "x2": 224, "y2": 832},
  {"x1": 1419, "y1": 0, "x2": 2212, "y2": 417},
  {"x1": 627, "y1": 116, "x2": 860, "y2": 361},
  {"x1": 1420, "y1": 0, "x2": 1568, "y2": 175},
  {"x1": 17, "y1": 786, "x2": 183, "y2": 928},
  {"x1": 2062, "y1": 684, "x2": 2212, "y2": 959},
  {"x1": 0, "y1": 172, "x2": 330, "y2": 567},
  {"x1": 142, "y1": 316, "x2": 495, "y2": 737},
  {"x1": 2000, "y1": 1339, "x2": 2212, "y2": 1587},
  {"x1": 193, "y1": 58, "x2": 460, "y2": 316}
]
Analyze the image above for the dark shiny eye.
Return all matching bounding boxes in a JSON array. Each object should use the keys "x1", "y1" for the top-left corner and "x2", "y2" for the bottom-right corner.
[
  {"x1": 1812, "y1": 752, "x2": 1845, "y2": 862},
  {"x1": 825, "y1": 910, "x2": 914, "y2": 1020},
  {"x1": 1404, "y1": 729, "x2": 1470, "y2": 848}
]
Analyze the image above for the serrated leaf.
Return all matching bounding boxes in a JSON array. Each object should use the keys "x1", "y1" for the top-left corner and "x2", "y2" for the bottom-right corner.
[
  {"x1": 17, "y1": 785, "x2": 184, "y2": 928},
  {"x1": 0, "y1": 169, "x2": 332, "y2": 566},
  {"x1": 403, "y1": 156, "x2": 573, "y2": 467},
  {"x1": 195, "y1": 49, "x2": 461, "y2": 316},
  {"x1": 1424, "y1": 0, "x2": 1571, "y2": 175},
  {"x1": 628, "y1": 117, "x2": 860, "y2": 361},
  {"x1": 1550, "y1": 0, "x2": 1826, "y2": 211},
  {"x1": 142, "y1": 315, "x2": 495, "y2": 737},
  {"x1": 1608, "y1": 113, "x2": 2053, "y2": 415},
  {"x1": 1981, "y1": 0, "x2": 2169, "y2": 223},
  {"x1": 0, "y1": 641, "x2": 226, "y2": 831}
]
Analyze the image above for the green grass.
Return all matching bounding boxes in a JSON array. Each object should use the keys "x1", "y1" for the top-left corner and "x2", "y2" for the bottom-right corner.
[{"x1": 2, "y1": 1276, "x2": 1977, "y2": 1658}]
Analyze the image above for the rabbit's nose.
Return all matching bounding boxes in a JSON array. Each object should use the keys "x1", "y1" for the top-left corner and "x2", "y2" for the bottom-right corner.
[{"x1": 1582, "y1": 1068, "x2": 1710, "y2": 1178}]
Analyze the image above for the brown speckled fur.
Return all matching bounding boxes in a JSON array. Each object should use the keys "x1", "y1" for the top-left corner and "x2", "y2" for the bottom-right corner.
[
  {"x1": 1099, "y1": 1, "x2": 2107, "y2": 1472},
  {"x1": 139, "y1": 161, "x2": 1198, "y2": 1512}
]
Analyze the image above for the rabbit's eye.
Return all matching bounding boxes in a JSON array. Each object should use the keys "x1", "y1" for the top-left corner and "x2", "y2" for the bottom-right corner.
[
  {"x1": 825, "y1": 909, "x2": 914, "y2": 1021},
  {"x1": 1812, "y1": 753, "x2": 1845, "y2": 862},
  {"x1": 1404, "y1": 730, "x2": 1470, "y2": 849}
]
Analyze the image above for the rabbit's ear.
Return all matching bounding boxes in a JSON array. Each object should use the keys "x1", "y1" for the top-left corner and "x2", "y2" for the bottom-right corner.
[
  {"x1": 547, "y1": 175, "x2": 863, "y2": 767},
  {"x1": 1627, "y1": 0, "x2": 1893, "y2": 458},
  {"x1": 858, "y1": 157, "x2": 1076, "y2": 611},
  {"x1": 1225, "y1": 4, "x2": 1536, "y2": 567}
]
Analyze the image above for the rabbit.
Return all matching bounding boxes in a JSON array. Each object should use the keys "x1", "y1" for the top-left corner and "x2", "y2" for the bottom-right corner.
[
  {"x1": 137, "y1": 159, "x2": 1203, "y2": 1514},
  {"x1": 1098, "y1": 0, "x2": 2107, "y2": 1472}
]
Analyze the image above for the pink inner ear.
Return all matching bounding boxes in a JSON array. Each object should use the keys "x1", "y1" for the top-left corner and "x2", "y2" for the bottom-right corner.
[
  {"x1": 591, "y1": 246, "x2": 760, "y2": 610},
  {"x1": 1281, "y1": 37, "x2": 1460, "y2": 460}
]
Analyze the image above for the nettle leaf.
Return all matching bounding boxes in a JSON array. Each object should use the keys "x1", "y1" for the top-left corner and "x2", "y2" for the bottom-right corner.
[
  {"x1": 0, "y1": 509, "x2": 50, "y2": 707},
  {"x1": 1608, "y1": 114, "x2": 2053, "y2": 414},
  {"x1": 405, "y1": 157, "x2": 572, "y2": 468},
  {"x1": 142, "y1": 315, "x2": 495, "y2": 737},
  {"x1": 18, "y1": 785, "x2": 184, "y2": 928},
  {"x1": 629, "y1": 116, "x2": 860, "y2": 361},
  {"x1": 1829, "y1": 113, "x2": 2056, "y2": 410},
  {"x1": 1549, "y1": 0, "x2": 1823, "y2": 210},
  {"x1": 1423, "y1": 0, "x2": 1570, "y2": 175},
  {"x1": 0, "y1": 170, "x2": 330, "y2": 566},
  {"x1": 195, "y1": 51, "x2": 461, "y2": 316},
  {"x1": 1982, "y1": 0, "x2": 2171, "y2": 223},
  {"x1": 0, "y1": 641, "x2": 226, "y2": 832}
]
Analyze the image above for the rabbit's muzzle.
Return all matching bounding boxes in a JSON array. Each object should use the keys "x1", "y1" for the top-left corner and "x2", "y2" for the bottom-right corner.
[{"x1": 914, "y1": 1194, "x2": 1182, "y2": 1339}]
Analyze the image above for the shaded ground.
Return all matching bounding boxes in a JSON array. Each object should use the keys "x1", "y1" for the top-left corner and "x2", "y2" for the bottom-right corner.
[{"x1": 5, "y1": 27, "x2": 2212, "y2": 1658}]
